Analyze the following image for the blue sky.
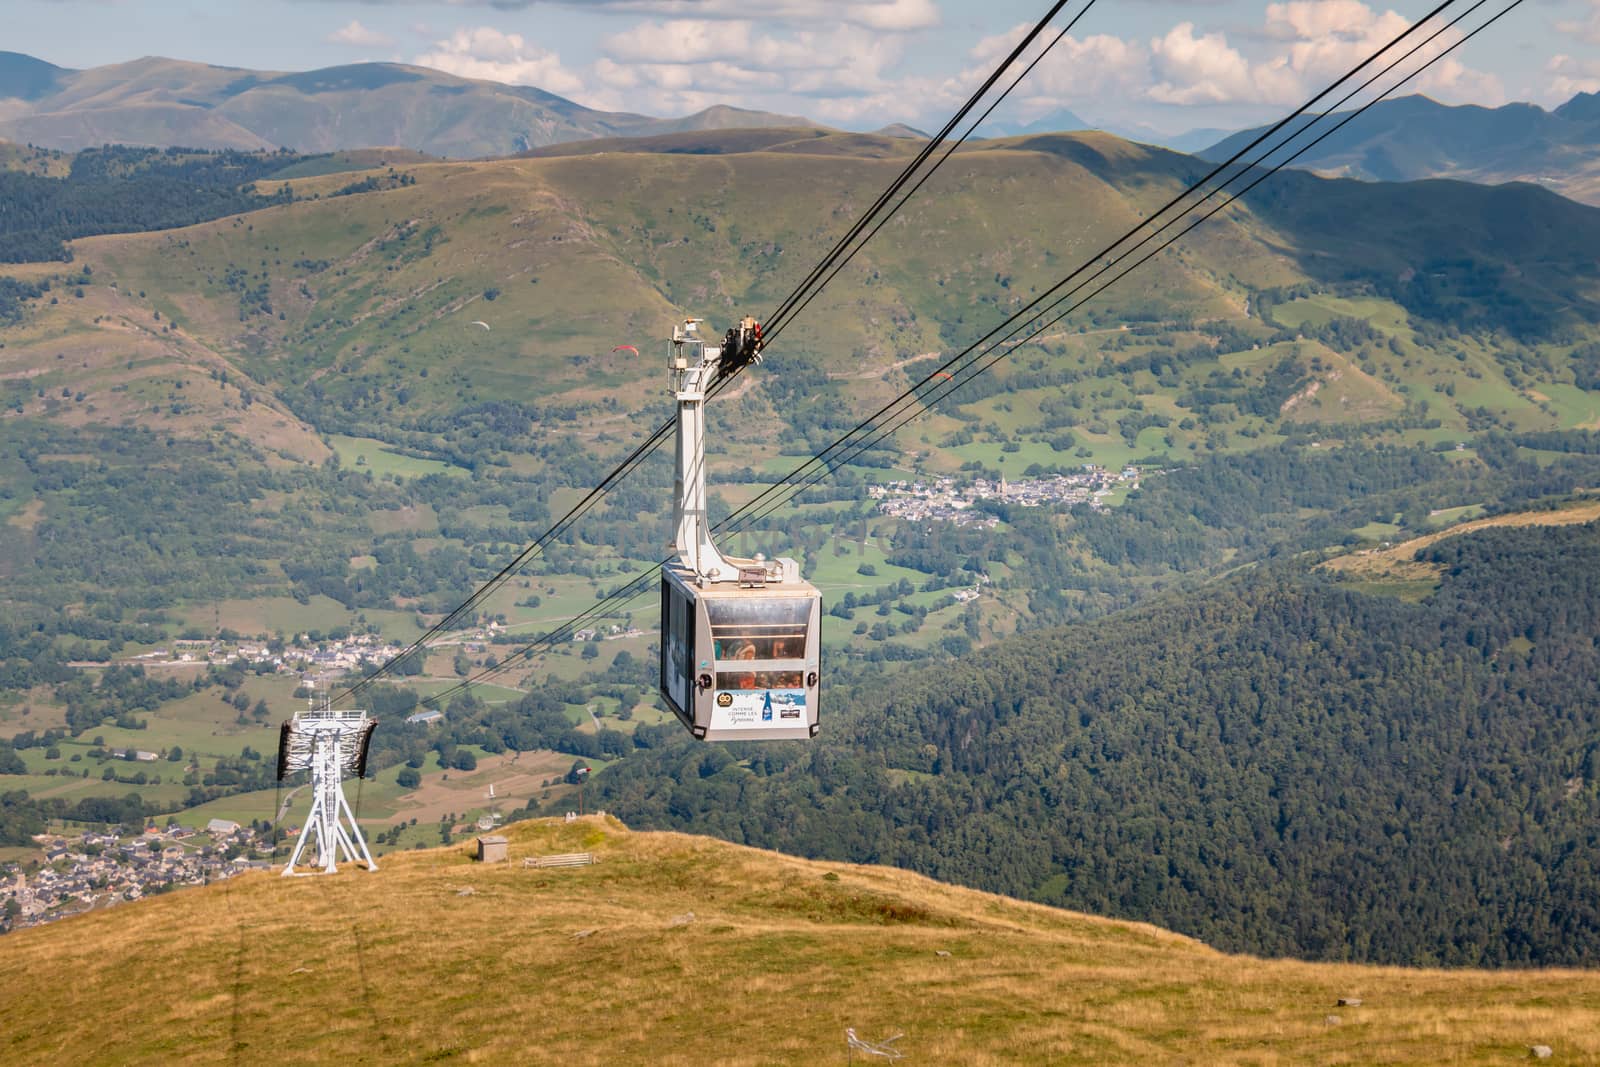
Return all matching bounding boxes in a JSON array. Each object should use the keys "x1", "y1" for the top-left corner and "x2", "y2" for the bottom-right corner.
[{"x1": 7, "y1": 0, "x2": 1596, "y2": 135}]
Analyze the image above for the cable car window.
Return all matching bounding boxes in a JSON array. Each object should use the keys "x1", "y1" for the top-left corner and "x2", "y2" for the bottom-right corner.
[
  {"x1": 707, "y1": 598, "x2": 810, "y2": 660},
  {"x1": 715, "y1": 670, "x2": 804, "y2": 691}
]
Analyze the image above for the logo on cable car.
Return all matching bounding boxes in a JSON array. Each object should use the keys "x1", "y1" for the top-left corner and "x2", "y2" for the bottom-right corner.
[{"x1": 716, "y1": 692, "x2": 733, "y2": 707}]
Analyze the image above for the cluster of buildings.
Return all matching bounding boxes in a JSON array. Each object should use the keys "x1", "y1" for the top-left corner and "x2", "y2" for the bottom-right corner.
[
  {"x1": 1, "y1": 821, "x2": 271, "y2": 932},
  {"x1": 571, "y1": 624, "x2": 645, "y2": 643},
  {"x1": 869, "y1": 466, "x2": 1142, "y2": 527},
  {"x1": 297, "y1": 635, "x2": 407, "y2": 682},
  {"x1": 126, "y1": 632, "x2": 408, "y2": 681}
]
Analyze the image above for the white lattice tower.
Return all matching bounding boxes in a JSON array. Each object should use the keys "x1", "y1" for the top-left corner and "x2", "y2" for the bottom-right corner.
[{"x1": 277, "y1": 707, "x2": 378, "y2": 876}]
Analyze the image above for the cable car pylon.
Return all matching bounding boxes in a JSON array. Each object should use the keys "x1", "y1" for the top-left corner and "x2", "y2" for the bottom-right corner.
[
  {"x1": 659, "y1": 318, "x2": 822, "y2": 741},
  {"x1": 276, "y1": 701, "x2": 379, "y2": 875}
]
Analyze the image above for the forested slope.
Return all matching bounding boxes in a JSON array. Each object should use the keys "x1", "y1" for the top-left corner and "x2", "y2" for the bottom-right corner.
[{"x1": 584, "y1": 520, "x2": 1600, "y2": 967}]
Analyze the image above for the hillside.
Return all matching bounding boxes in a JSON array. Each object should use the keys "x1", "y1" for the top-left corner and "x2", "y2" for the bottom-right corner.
[
  {"x1": 0, "y1": 52, "x2": 816, "y2": 157},
  {"x1": 22, "y1": 129, "x2": 1600, "y2": 437},
  {"x1": 1202, "y1": 93, "x2": 1600, "y2": 207},
  {"x1": 2, "y1": 815, "x2": 1597, "y2": 1065},
  {"x1": 0, "y1": 131, "x2": 1595, "y2": 639},
  {"x1": 4, "y1": 127, "x2": 1600, "y2": 890}
]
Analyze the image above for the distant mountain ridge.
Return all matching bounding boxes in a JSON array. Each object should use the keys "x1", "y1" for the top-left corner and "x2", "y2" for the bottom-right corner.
[
  {"x1": 0, "y1": 51, "x2": 66, "y2": 101},
  {"x1": 0, "y1": 51, "x2": 817, "y2": 158},
  {"x1": 976, "y1": 106, "x2": 1092, "y2": 138},
  {"x1": 1202, "y1": 92, "x2": 1600, "y2": 206}
]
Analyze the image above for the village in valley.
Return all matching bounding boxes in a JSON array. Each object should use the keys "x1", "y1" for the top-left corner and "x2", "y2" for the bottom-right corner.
[
  {"x1": 1, "y1": 820, "x2": 272, "y2": 932},
  {"x1": 124, "y1": 631, "x2": 410, "y2": 683},
  {"x1": 869, "y1": 465, "x2": 1143, "y2": 527}
]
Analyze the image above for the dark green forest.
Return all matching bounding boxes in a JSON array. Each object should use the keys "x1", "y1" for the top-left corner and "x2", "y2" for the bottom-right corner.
[
  {"x1": 572, "y1": 520, "x2": 1600, "y2": 967},
  {"x1": 0, "y1": 145, "x2": 384, "y2": 262}
]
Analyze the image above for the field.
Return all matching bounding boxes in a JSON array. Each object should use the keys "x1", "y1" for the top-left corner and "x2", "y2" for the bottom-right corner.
[
  {"x1": 1324, "y1": 500, "x2": 1600, "y2": 585},
  {"x1": 1, "y1": 816, "x2": 1597, "y2": 1065},
  {"x1": 327, "y1": 434, "x2": 463, "y2": 479}
]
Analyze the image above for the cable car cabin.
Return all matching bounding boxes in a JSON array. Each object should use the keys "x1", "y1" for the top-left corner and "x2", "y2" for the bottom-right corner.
[
  {"x1": 657, "y1": 316, "x2": 823, "y2": 741},
  {"x1": 660, "y1": 561, "x2": 821, "y2": 741}
]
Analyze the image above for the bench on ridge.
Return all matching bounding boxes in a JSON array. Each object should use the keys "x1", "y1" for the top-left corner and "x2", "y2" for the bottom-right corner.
[{"x1": 523, "y1": 852, "x2": 597, "y2": 869}]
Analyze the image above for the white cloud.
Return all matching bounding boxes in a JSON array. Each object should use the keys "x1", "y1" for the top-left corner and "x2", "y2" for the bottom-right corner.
[
  {"x1": 1413, "y1": 52, "x2": 1505, "y2": 106},
  {"x1": 589, "y1": 17, "x2": 915, "y2": 117},
  {"x1": 407, "y1": 0, "x2": 1507, "y2": 129},
  {"x1": 967, "y1": 0, "x2": 1501, "y2": 120},
  {"x1": 1148, "y1": 23, "x2": 1260, "y2": 104},
  {"x1": 328, "y1": 20, "x2": 395, "y2": 48},
  {"x1": 1144, "y1": 1, "x2": 1462, "y2": 107},
  {"x1": 1259, "y1": 1, "x2": 1504, "y2": 107},
  {"x1": 1263, "y1": 0, "x2": 1402, "y2": 42},
  {"x1": 960, "y1": 23, "x2": 1148, "y2": 127},
  {"x1": 341, "y1": 0, "x2": 938, "y2": 31},
  {"x1": 1547, "y1": 54, "x2": 1600, "y2": 99},
  {"x1": 596, "y1": 0, "x2": 940, "y2": 31},
  {"x1": 1265, "y1": 0, "x2": 1409, "y2": 85},
  {"x1": 413, "y1": 27, "x2": 587, "y2": 97}
]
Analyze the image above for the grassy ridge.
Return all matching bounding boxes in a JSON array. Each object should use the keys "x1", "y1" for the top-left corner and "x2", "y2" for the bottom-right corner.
[{"x1": 2, "y1": 816, "x2": 1597, "y2": 1065}]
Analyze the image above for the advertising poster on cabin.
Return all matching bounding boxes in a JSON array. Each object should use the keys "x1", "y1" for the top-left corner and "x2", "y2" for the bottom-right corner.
[{"x1": 710, "y1": 687, "x2": 807, "y2": 730}]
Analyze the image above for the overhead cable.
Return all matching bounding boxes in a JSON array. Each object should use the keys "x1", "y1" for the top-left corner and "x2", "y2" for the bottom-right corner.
[
  {"x1": 424, "y1": 0, "x2": 1517, "y2": 703},
  {"x1": 336, "y1": 0, "x2": 1096, "y2": 702}
]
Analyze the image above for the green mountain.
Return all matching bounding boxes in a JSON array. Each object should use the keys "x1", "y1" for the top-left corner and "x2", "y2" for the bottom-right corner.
[
  {"x1": 3, "y1": 127, "x2": 1600, "y2": 945},
  {"x1": 0, "y1": 129, "x2": 1597, "y2": 629},
  {"x1": 0, "y1": 53, "x2": 817, "y2": 157},
  {"x1": 1202, "y1": 93, "x2": 1600, "y2": 206}
]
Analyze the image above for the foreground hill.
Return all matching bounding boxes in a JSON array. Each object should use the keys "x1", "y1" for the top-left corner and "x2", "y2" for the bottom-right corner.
[
  {"x1": 1202, "y1": 93, "x2": 1600, "y2": 206},
  {"x1": 1, "y1": 816, "x2": 1596, "y2": 1065},
  {"x1": 0, "y1": 52, "x2": 815, "y2": 157}
]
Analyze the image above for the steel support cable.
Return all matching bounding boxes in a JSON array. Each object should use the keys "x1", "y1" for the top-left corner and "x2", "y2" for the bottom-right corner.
[
  {"x1": 752, "y1": 0, "x2": 1099, "y2": 355},
  {"x1": 336, "y1": 0, "x2": 1094, "y2": 703},
  {"x1": 755, "y1": 0, "x2": 1082, "y2": 344},
  {"x1": 422, "y1": 568, "x2": 665, "y2": 709},
  {"x1": 336, "y1": 416, "x2": 674, "y2": 703},
  {"x1": 695, "y1": 0, "x2": 1464, "y2": 537},
  {"x1": 720, "y1": 0, "x2": 1514, "y2": 539},
  {"x1": 762, "y1": 0, "x2": 1457, "y2": 380},
  {"x1": 416, "y1": 0, "x2": 1500, "y2": 706}
]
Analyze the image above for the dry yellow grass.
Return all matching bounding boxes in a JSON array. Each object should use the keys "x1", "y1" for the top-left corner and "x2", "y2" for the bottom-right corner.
[
  {"x1": 2, "y1": 817, "x2": 1598, "y2": 1065},
  {"x1": 1323, "y1": 501, "x2": 1600, "y2": 582}
]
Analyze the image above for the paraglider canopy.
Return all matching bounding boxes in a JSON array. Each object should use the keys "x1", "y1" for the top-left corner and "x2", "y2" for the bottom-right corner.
[{"x1": 612, "y1": 344, "x2": 639, "y2": 355}]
